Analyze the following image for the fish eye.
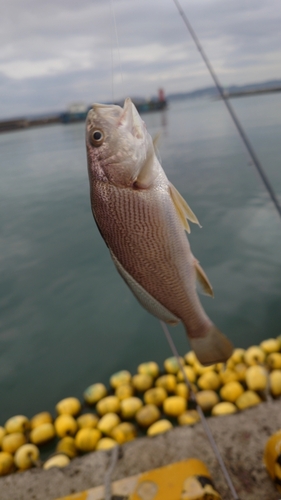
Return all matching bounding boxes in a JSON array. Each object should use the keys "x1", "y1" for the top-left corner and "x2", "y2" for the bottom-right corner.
[{"x1": 90, "y1": 129, "x2": 104, "y2": 147}]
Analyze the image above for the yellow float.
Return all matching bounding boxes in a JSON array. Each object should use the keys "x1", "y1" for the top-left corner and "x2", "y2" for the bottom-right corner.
[
  {"x1": 219, "y1": 381, "x2": 244, "y2": 403},
  {"x1": 230, "y1": 348, "x2": 245, "y2": 364},
  {"x1": 219, "y1": 369, "x2": 239, "y2": 385},
  {"x1": 135, "y1": 404, "x2": 161, "y2": 428},
  {"x1": 164, "y1": 356, "x2": 184, "y2": 374},
  {"x1": 1, "y1": 433, "x2": 27, "y2": 454},
  {"x1": 5, "y1": 415, "x2": 29, "y2": 434},
  {"x1": 245, "y1": 365, "x2": 268, "y2": 391},
  {"x1": 96, "y1": 396, "x2": 121, "y2": 416},
  {"x1": 111, "y1": 422, "x2": 137, "y2": 444},
  {"x1": 120, "y1": 397, "x2": 143, "y2": 419},
  {"x1": 175, "y1": 383, "x2": 189, "y2": 400},
  {"x1": 137, "y1": 361, "x2": 159, "y2": 378},
  {"x1": 197, "y1": 371, "x2": 221, "y2": 391},
  {"x1": 56, "y1": 436, "x2": 78, "y2": 458},
  {"x1": 147, "y1": 419, "x2": 173, "y2": 436},
  {"x1": 233, "y1": 363, "x2": 247, "y2": 382},
  {"x1": 132, "y1": 373, "x2": 153, "y2": 392},
  {"x1": 211, "y1": 402, "x2": 237, "y2": 416},
  {"x1": 115, "y1": 384, "x2": 134, "y2": 400},
  {"x1": 54, "y1": 415, "x2": 78, "y2": 438},
  {"x1": 56, "y1": 397, "x2": 81, "y2": 416},
  {"x1": 269, "y1": 370, "x2": 281, "y2": 397},
  {"x1": 0, "y1": 426, "x2": 6, "y2": 447},
  {"x1": 97, "y1": 413, "x2": 120, "y2": 435},
  {"x1": 177, "y1": 366, "x2": 196, "y2": 383},
  {"x1": 235, "y1": 390, "x2": 262, "y2": 410},
  {"x1": 14, "y1": 444, "x2": 40, "y2": 470},
  {"x1": 244, "y1": 346, "x2": 265, "y2": 366},
  {"x1": 267, "y1": 353, "x2": 281, "y2": 370},
  {"x1": 163, "y1": 396, "x2": 187, "y2": 417},
  {"x1": 178, "y1": 410, "x2": 200, "y2": 426},
  {"x1": 0, "y1": 452, "x2": 14, "y2": 476},
  {"x1": 76, "y1": 413, "x2": 99, "y2": 429},
  {"x1": 144, "y1": 387, "x2": 167, "y2": 406},
  {"x1": 260, "y1": 338, "x2": 281, "y2": 354},
  {"x1": 75, "y1": 428, "x2": 101, "y2": 452},
  {"x1": 264, "y1": 429, "x2": 281, "y2": 493},
  {"x1": 30, "y1": 412, "x2": 53, "y2": 429},
  {"x1": 43, "y1": 454, "x2": 70, "y2": 470},
  {"x1": 96, "y1": 438, "x2": 118, "y2": 450},
  {"x1": 83, "y1": 383, "x2": 107, "y2": 405},
  {"x1": 184, "y1": 351, "x2": 197, "y2": 365},
  {"x1": 110, "y1": 370, "x2": 131, "y2": 389},
  {"x1": 155, "y1": 374, "x2": 177, "y2": 392},
  {"x1": 196, "y1": 391, "x2": 219, "y2": 412},
  {"x1": 30, "y1": 423, "x2": 56, "y2": 445}
]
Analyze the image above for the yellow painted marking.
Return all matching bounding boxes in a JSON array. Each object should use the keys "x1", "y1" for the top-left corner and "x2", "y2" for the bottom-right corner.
[
  {"x1": 130, "y1": 459, "x2": 211, "y2": 500},
  {"x1": 57, "y1": 492, "x2": 88, "y2": 500},
  {"x1": 56, "y1": 459, "x2": 214, "y2": 500}
]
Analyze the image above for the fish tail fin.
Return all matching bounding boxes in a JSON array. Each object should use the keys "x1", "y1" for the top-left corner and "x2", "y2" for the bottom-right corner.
[{"x1": 189, "y1": 325, "x2": 233, "y2": 366}]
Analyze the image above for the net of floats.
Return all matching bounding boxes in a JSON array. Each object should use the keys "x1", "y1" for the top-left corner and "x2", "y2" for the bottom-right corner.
[{"x1": 0, "y1": 334, "x2": 281, "y2": 475}]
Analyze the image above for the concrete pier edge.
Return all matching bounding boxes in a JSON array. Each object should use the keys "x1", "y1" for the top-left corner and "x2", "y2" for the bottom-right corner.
[{"x1": 1, "y1": 399, "x2": 281, "y2": 500}]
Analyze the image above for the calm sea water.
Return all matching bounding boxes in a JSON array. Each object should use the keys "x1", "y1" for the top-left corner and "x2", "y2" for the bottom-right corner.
[{"x1": 0, "y1": 95, "x2": 281, "y2": 423}]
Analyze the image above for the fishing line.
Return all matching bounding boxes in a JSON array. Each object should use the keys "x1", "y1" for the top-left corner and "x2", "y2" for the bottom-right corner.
[
  {"x1": 172, "y1": 0, "x2": 281, "y2": 220},
  {"x1": 160, "y1": 320, "x2": 241, "y2": 500},
  {"x1": 108, "y1": 0, "x2": 115, "y2": 102},
  {"x1": 104, "y1": 444, "x2": 120, "y2": 500},
  {"x1": 109, "y1": 0, "x2": 124, "y2": 100}
]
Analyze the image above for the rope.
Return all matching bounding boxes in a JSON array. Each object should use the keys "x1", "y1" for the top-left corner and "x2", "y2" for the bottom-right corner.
[
  {"x1": 160, "y1": 320, "x2": 241, "y2": 500},
  {"x1": 104, "y1": 444, "x2": 120, "y2": 500},
  {"x1": 172, "y1": 0, "x2": 281, "y2": 220}
]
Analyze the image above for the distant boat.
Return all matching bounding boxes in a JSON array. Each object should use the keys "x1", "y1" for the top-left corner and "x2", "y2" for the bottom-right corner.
[
  {"x1": 133, "y1": 88, "x2": 167, "y2": 114},
  {"x1": 60, "y1": 103, "x2": 89, "y2": 124},
  {"x1": 134, "y1": 99, "x2": 167, "y2": 113}
]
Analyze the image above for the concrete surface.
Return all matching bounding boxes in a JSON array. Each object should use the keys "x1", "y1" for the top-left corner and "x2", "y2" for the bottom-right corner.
[{"x1": 1, "y1": 399, "x2": 281, "y2": 500}]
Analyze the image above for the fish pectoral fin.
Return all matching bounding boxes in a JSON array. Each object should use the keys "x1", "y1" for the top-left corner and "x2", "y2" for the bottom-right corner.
[
  {"x1": 153, "y1": 131, "x2": 161, "y2": 150},
  {"x1": 169, "y1": 182, "x2": 201, "y2": 234},
  {"x1": 194, "y1": 259, "x2": 214, "y2": 297},
  {"x1": 109, "y1": 249, "x2": 180, "y2": 325},
  {"x1": 135, "y1": 151, "x2": 158, "y2": 189}
]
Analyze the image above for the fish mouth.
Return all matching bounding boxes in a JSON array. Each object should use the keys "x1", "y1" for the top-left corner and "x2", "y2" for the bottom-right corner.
[
  {"x1": 118, "y1": 98, "x2": 144, "y2": 139},
  {"x1": 92, "y1": 102, "x2": 124, "y2": 122},
  {"x1": 92, "y1": 98, "x2": 144, "y2": 139}
]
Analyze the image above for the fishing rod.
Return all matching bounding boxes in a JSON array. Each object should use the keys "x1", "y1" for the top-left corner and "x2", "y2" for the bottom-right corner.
[{"x1": 172, "y1": 0, "x2": 281, "y2": 220}]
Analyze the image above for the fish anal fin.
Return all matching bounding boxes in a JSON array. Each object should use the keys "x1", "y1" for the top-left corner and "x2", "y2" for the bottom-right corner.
[
  {"x1": 194, "y1": 259, "x2": 214, "y2": 297},
  {"x1": 189, "y1": 325, "x2": 233, "y2": 365},
  {"x1": 110, "y1": 249, "x2": 180, "y2": 325},
  {"x1": 169, "y1": 182, "x2": 201, "y2": 232}
]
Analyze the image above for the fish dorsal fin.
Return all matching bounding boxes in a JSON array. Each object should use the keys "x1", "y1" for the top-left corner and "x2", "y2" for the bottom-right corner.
[
  {"x1": 194, "y1": 259, "x2": 214, "y2": 297},
  {"x1": 169, "y1": 182, "x2": 201, "y2": 234},
  {"x1": 110, "y1": 249, "x2": 180, "y2": 326}
]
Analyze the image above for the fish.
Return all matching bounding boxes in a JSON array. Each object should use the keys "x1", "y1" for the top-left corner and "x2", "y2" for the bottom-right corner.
[{"x1": 86, "y1": 97, "x2": 233, "y2": 365}]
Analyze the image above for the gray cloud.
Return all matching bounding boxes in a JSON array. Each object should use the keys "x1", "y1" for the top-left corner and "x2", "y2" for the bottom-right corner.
[{"x1": 1, "y1": 0, "x2": 280, "y2": 118}]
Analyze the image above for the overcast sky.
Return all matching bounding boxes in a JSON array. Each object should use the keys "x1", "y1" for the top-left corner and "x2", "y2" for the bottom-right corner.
[{"x1": 1, "y1": 0, "x2": 280, "y2": 118}]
